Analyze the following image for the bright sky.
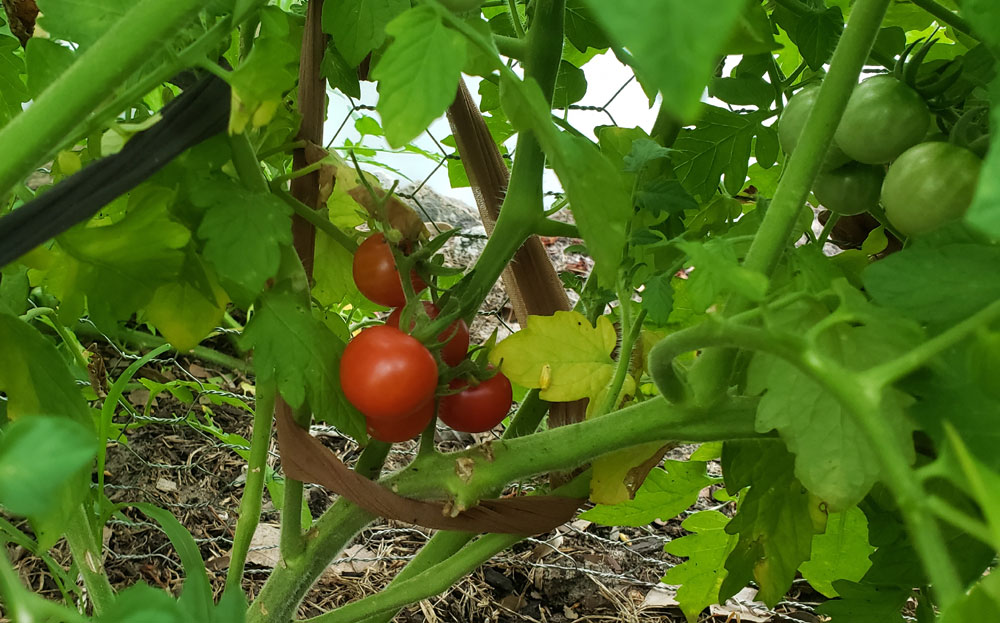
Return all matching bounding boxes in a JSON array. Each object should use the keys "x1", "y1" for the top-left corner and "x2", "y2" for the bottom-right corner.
[{"x1": 322, "y1": 51, "x2": 659, "y2": 207}]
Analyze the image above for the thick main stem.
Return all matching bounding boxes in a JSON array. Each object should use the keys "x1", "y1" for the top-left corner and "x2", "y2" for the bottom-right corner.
[
  {"x1": 0, "y1": 0, "x2": 206, "y2": 198},
  {"x1": 63, "y1": 505, "x2": 114, "y2": 615}
]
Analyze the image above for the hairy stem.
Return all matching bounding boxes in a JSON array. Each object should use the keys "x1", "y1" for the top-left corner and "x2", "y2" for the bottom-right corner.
[
  {"x1": 63, "y1": 504, "x2": 114, "y2": 615},
  {"x1": 225, "y1": 381, "x2": 275, "y2": 592}
]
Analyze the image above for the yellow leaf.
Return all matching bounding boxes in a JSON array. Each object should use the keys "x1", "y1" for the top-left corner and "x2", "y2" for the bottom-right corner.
[
  {"x1": 489, "y1": 311, "x2": 619, "y2": 402},
  {"x1": 590, "y1": 442, "x2": 674, "y2": 505},
  {"x1": 146, "y1": 273, "x2": 229, "y2": 353}
]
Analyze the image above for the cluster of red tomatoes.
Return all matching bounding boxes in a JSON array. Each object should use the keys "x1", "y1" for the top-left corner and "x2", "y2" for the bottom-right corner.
[
  {"x1": 339, "y1": 233, "x2": 513, "y2": 443},
  {"x1": 779, "y1": 75, "x2": 982, "y2": 236}
]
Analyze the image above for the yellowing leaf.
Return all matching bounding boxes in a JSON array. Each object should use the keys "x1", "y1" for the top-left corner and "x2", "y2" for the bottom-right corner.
[
  {"x1": 146, "y1": 271, "x2": 230, "y2": 353},
  {"x1": 489, "y1": 311, "x2": 618, "y2": 402},
  {"x1": 590, "y1": 441, "x2": 673, "y2": 505}
]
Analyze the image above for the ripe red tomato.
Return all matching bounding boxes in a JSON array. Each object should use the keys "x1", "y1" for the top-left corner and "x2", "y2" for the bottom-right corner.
[
  {"x1": 438, "y1": 370, "x2": 513, "y2": 433},
  {"x1": 386, "y1": 302, "x2": 470, "y2": 367},
  {"x1": 339, "y1": 325, "x2": 438, "y2": 419},
  {"x1": 366, "y1": 399, "x2": 435, "y2": 443},
  {"x1": 352, "y1": 233, "x2": 427, "y2": 307}
]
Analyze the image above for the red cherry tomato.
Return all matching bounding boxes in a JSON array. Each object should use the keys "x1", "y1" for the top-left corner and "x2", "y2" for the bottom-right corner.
[
  {"x1": 366, "y1": 399, "x2": 435, "y2": 443},
  {"x1": 352, "y1": 233, "x2": 427, "y2": 307},
  {"x1": 339, "y1": 325, "x2": 438, "y2": 419},
  {"x1": 386, "y1": 302, "x2": 470, "y2": 367},
  {"x1": 438, "y1": 370, "x2": 513, "y2": 433}
]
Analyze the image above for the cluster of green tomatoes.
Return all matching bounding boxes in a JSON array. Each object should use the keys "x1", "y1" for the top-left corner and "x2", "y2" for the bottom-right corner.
[{"x1": 779, "y1": 73, "x2": 982, "y2": 237}]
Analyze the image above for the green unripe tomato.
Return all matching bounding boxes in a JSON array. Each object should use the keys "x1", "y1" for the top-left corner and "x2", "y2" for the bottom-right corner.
[
  {"x1": 778, "y1": 85, "x2": 852, "y2": 171},
  {"x1": 812, "y1": 162, "x2": 885, "y2": 216},
  {"x1": 881, "y1": 141, "x2": 981, "y2": 237},
  {"x1": 835, "y1": 75, "x2": 930, "y2": 164}
]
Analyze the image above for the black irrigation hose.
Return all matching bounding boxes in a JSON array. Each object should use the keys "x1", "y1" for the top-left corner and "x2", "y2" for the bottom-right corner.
[{"x1": 0, "y1": 73, "x2": 230, "y2": 267}]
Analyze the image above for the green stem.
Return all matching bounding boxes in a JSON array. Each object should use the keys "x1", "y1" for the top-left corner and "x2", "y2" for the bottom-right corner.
[
  {"x1": 0, "y1": 0, "x2": 208, "y2": 198},
  {"x1": 247, "y1": 443, "x2": 390, "y2": 623},
  {"x1": 0, "y1": 517, "x2": 76, "y2": 605},
  {"x1": 387, "y1": 395, "x2": 762, "y2": 502},
  {"x1": 274, "y1": 188, "x2": 359, "y2": 254},
  {"x1": 594, "y1": 308, "x2": 646, "y2": 418},
  {"x1": 506, "y1": 0, "x2": 526, "y2": 38},
  {"x1": 73, "y1": 322, "x2": 251, "y2": 373},
  {"x1": 308, "y1": 475, "x2": 590, "y2": 623},
  {"x1": 911, "y1": 0, "x2": 977, "y2": 40},
  {"x1": 269, "y1": 157, "x2": 334, "y2": 187},
  {"x1": 744, "y1": 0, "x2": 889, "y2": 277},
  {"x1": 63, "y1": 504, "x2": 114, "y2": 615},
  {"x1": 356, "y1": 531, "x2": 475, "y2": 623},
  {"x1": 533, "y1": 217, "x2": 580, "y2": 238},
  {"x1": 229, "y1": 133, "x2": 271, "y2": 193},
  {"x1": 225, "y1": 381, "x2": 275, "y2": 593},
  {"x1": 280, "y1": 477, "x2": 306, "y2": 561},
  {"x1": 866, "y1": 300, "x2": 1000, "y2": 387},
  {"x1": 817, "y1": 212, "x2": 840, "y2": 246},
  {"x1": 494, "y1": 34, "x2": 527, "y2": 59},
  {"x1": 924, "y1": 496, "x2": 994, "y2": 547}
]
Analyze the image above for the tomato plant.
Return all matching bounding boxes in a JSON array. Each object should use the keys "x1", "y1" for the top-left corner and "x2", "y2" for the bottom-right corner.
[
  {"x1": 438, "y1": 370, "x2": 513, "y2": 433},
  {"x1": 352, "y1": 233, "x2": 427, "y2": 307},
  {"x1": 1, "y1": 1, "x2": 999, "y2": 622},
  {"x1": 339, "y1": 325, "x2": 438, "y2": 419},
  {"x1": 881, "y1": 141, "x2": 982, "y2": 236},
  {"x1": 812, "y1": 162, "x2": 884, "y2": 216},
  {"x1": 386, "y1": 301, "x2": 470, "y2": 367},
  {"x1": 835, "y1": 75, "x2": 930, "y2": 164},
  {"x1": 366, "y1": 398, "x2": 436, "y2": 443}
]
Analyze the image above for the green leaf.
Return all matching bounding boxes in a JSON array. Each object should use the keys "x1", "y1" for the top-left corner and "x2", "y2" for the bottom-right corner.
[
  {"x1": 961, "y1": 0, "x2": 1000, "y2": 54},
  {"x1": 816, "y1": 581, "x2": 909, "y2": 623},
  {"x1": 623, "y1": 138, "x2": 673, "y2": 174},
  {"x1": 130, "y1": 503, "x2": 213, "y2": 620},
  {"x1": 44, "y1": 187, "x2": 189, "y2": 329},
  {"x1": 580, "y1": 461, "x2": 718, "y2": 527},
  {"x1": 240, "y1": 289, "x2": 366, "y2": 440},
  {"x1": 0, "y1": 264, "x2": 29, "y2": 316},
  {"x1": 552, "y1": 59, "x2": 587, "y2": 109},
  {"x1": 323, "y1": 0, "x2": 409, "y2": 67},
  {"x1": 800, "y1": 506, "x2": 875, "y2": 597},
  {"x1": 0, "y1": 417, "x2": 95, "y2": 517},
  {"x1": 862, "y1": 243, "x2": 1000, "y2": 326},
  {"x1": 773, "y1": 2, "x2": 844, "y2": 71},
  {"x1": 749, "y1": 319, "x2": 914, "y2": 511},
  {"x1": 672, "y1": 106, "x2": 762, "y2": 200},
  {"x1": 229, "y1": 7, "x2": 301, "y2": 133},
  {"x1": 661, "y1": 510, "x2": 737, "y2": 623},
  {"x1": 579, "y1": 0, "x2": 745, "y2": 120},
  {"x1": 312, "y1": 227, "x2": 362, "y2": 307},
  {"x1": 709, "y1": 76, "x2": 774, "y2": 108},
  {"x1": 939, "y1": 566, "x2": 1000, "y2": 623},
  {"x1": 95, "y1": 583, "x2": 186, "y2": 623},
  {"x1": 372, "y1": 6, "x2": 467, "y2": 146},
  {"x1": 966, "y1": 80, "x2": 1000, "y2": 237},
  {"x1": 194, "y1": 181, "x2": 292, "y2": 299},
  {"x1": 0, "y1": 34, "x2": 27, "y2": 130},
  {"x1": 564, "y1": 0, "x2": 611, "y2": 52},
  {"x1": 36, "y1": 0, "x2": 130, "y2": 47},
  {"x1": 719, "y1": 440, "x2": 820, "y2": 606},
  {"x1": 641, "y1": 273, "x2": 674, "y2": 325},
  {"x1": 321, "y1": 40, "x2": 362, "y2": 99},
  {"x1": 676, "y1": 239, "x2": 768, "y2": 313},
  {"x1": 24, "y1": 38, "x2": 75, "y2": 99}
]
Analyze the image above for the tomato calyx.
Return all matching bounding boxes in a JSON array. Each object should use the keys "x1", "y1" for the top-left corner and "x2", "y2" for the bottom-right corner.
[{"x1": 386, "y1": 301, "x2": 470, "y2": 368}]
